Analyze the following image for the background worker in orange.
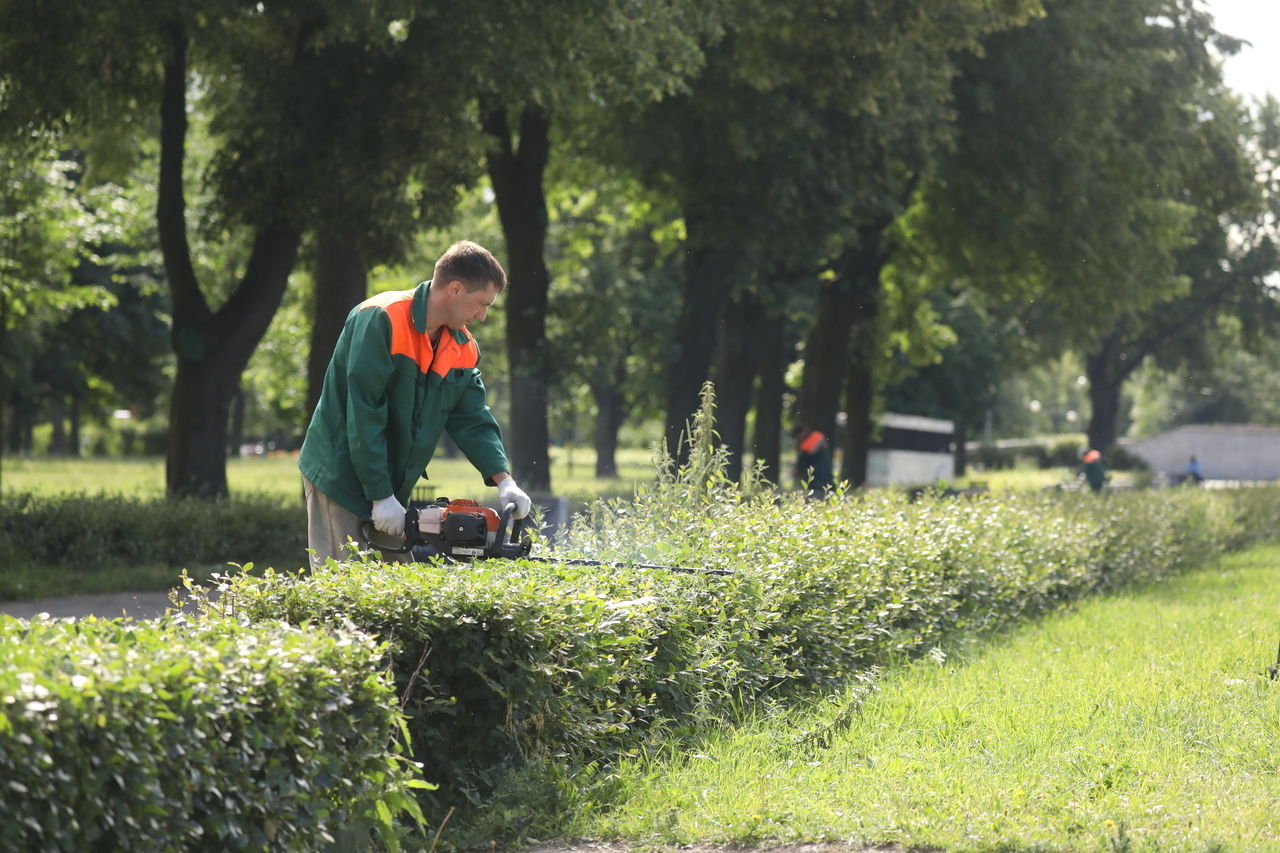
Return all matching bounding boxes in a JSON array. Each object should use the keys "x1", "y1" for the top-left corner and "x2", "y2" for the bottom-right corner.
[
  {"x1": 298, "y1": 241, "x2": 531, "y2": 566},
  {"x1": 1080, "y1": 448, "x2": 1106, "y2": 493},
  {"x1": 791, "y1": 424, "x2": 835, "y2": 498}
]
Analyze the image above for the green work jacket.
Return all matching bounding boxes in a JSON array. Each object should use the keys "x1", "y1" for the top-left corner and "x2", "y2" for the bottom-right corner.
[{"x1": 298, "y1": 281, "x2": 509, "y2": 517}]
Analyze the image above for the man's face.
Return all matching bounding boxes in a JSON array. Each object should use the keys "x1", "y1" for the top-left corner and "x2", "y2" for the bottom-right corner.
[{"x1": 443, "y1": 280, "x2": 499, "y2": 330}]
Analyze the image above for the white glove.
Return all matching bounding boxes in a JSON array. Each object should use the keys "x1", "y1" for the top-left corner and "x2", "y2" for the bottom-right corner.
[
  {"x1": 371, "y1": 495, "x2": 406, "y2": 538},
  {"x1": 496, "y1": 478, "x2": 532, "y2": 519}
]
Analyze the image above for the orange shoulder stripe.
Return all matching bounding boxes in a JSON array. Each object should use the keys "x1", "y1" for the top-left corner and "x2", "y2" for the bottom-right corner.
[
  {"x1": 800, "y1": 431, "x2": 827, "y2": 454},
  {"x1": 357, "y1": 292, "x2": 479, "y2": 375},
  {"x1": 358, "y1": 292, "x2": 430, "y2": 371}
]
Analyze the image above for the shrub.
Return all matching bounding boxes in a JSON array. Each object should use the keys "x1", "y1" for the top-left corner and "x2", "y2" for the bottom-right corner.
[
  {"x1": 0, "y1": 613, "x2": 425, "y2": 851},
  {"x1": 0, "y1": 492, "x2": 306, "y2": 572},
  {"x1": 189, "y1": 388, "x2": 1280, "y2": 833},
  {"x1": 198, "y1": 556, "x2": 774, "y2": 814}
]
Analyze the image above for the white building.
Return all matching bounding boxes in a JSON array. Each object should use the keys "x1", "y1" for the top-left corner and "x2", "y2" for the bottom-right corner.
[
  {"x1": 1120, "y1": 424, "x2": 1280, "y2": 482},
  {"x1": 865, "y1": 412, "x2": 956, "y2": 486}
]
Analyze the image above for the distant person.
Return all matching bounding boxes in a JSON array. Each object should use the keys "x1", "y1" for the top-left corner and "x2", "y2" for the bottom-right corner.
[
  {"x1": 1184, "y1": 455, "x2": 1204, "y2": 485},
  {"x1": 1080, "y1": 448, "x2": 1106, "y2": 492},
  {"x1": 792, "y1": 424, "x2": 834, "y2": 498},
  {"x1": 298, "y1": 241, "x2": 531, "y2": 567}
]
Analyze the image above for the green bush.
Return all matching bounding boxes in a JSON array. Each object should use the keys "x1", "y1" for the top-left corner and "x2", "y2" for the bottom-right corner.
[
  {"x1": 0, "y1": 614, "x2": 426, "y2": 851},
  {"x1": 971, "y1": 438, "x2": 1150, "y2": 472},
  {"x1": 197, "y1": 557, "x2": 774, "y2": 813},
  {"x1": 189, "y1": 391, "x2": 1280, "y2": 834},
  {"x1": 0, "y1": 492, "x2": 306, "y2": 571}
]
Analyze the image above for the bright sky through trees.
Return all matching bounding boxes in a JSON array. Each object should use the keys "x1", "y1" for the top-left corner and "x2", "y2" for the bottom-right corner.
[{"x1": 1206, "y1": 0, "x2": 1279, "y2": 101}]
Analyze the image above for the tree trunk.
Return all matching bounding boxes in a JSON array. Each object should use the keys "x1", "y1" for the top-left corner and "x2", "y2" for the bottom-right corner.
[
  {"x1": 953, "y1": 423, "x2": 968, "y2": 478},
  {"x1": 484, "y1": 102, "x2": 552, "y2": 492},
  {"x1": 590, "y1": 364, "x2": 626, "y2": 479},
  {"x1": 1084, "y1": 332, "x2": 1131, "y2": 454},
  {"x1": 160, "y1": 24, "x2": 301, "y2": 498},
  {"x1": 68, "y1": 395, "x2": 81, "y2": 457},
  {"x1": 842, "y1": 350, "x2": 874, "y2": 487},
  {"x1": 826, "y1": 221, "x2": 891, "y2": 487},
  {"x1": 751, "y1": 297, "x2": 787, "y2": 485},
  {"x1": 663, "y1": 212, "x2": 739, "y2": 460},
  {"x1": 49, "y1": 398, "x2": 66, "y2": 455},
  {"x1": 712, "y1": 286, "x2": 759, "y2": 481},
  {"x1": 228, "y1": 384, "x2": 246, "y2": 457},
  {"x1": 307, "y1": 229, "x2": 367, "y2": 422},
  {"x1": 8, "y1": 403, "x2": 32, "y2": 455},
  {"x1": 797, "y1": 273, "x2": 857, "y2": 442}
]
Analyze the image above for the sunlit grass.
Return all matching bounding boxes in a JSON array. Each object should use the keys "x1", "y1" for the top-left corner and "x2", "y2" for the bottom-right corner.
[
  {"x1": 1, "y1": 447, "x2": 658, "y2": 501},
  {"x1": 2, "y1": 452, "x2": 1113, "y2": 501},
  {"x1": 570, "y1": 544, "x2": 1280, "y2": 852}
]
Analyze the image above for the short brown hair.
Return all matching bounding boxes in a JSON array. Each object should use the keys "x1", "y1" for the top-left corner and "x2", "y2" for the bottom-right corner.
[{"x1": 434, "y1": 241, "x2": 507, "y2": 292}]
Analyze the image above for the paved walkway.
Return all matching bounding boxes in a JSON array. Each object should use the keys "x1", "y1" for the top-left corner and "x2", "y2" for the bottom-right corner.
[{"x1": 0, "y1": 590, "x2": 195, "y2": 620}]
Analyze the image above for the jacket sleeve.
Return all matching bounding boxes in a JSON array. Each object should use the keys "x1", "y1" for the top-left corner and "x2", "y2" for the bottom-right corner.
[
  {"x1": 343, "y1": 307, "x2": 396, "y2": 502},
  {"x1": 445, "y1": 367, "x2": 510, "y2": 485}
]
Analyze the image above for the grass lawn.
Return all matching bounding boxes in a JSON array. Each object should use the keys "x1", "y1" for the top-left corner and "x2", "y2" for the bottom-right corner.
[
  {"x1": 0, "y1": 447, "x2": 659, "y2": 502},
  {"x1": 567, "y1": 544, "x2": 1280, "y2": 852},
  {"x1": 3, "y1": 453, "x2": 1111, "y2": 501}
]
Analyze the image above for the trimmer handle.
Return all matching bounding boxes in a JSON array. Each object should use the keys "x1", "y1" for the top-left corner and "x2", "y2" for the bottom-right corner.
[{"x1": 490, "y1": 501, "x2": 532, "y2": 560}]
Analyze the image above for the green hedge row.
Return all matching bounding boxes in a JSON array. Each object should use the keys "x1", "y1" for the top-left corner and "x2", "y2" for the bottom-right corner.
[
  {"x1": 970, "y1": 439, "x2": 1148, "y2": 471},
  {"x1": 193, "y1": 478, "x2": 1280, "y2": 829},
  {"x1": 0, "y1": 492, "x2": 306, "y2": 570},
  {"x1": 0, "y1": 614, "x2": 425, "y2": 851}
]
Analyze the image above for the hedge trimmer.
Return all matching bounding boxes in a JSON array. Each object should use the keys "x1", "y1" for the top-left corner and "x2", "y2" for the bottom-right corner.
[{"x1": 362, "y1": 497, "x2": 730, "y2": 576}]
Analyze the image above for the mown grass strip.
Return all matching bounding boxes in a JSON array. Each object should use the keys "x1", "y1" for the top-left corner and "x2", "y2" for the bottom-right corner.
[{"x1": 572, "y1": 544, "x2": 1280, "y2": 852}]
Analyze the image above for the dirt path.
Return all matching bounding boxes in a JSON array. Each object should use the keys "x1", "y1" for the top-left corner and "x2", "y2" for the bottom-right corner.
[{"x1": 0, "y1": 590, "x2": 196, "y2": 620}]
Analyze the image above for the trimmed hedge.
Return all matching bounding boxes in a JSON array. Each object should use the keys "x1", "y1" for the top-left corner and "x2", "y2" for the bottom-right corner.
[
  {"x1": 0, "y1": 492, "x2": 306, "y2": 571},
  {"x1": 971, "y1": 439, "x2": 1148, "y2": 471},
  {"x1": 193, "y1": 480, "x2": 1280, "y2": 825},
  {"x1": 0, "y1": 614, "x2": 425, "y2": 851}
]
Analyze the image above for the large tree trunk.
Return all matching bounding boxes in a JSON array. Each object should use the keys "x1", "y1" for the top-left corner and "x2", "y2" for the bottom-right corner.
[
  {"x1": 590, "y1": 362, "x2": 627, "y2": 479},
  {"x1": 841, "y1": 341, "x2": 875, "y2": 486},
  {"x1": 68, "y1": 396, "x2": 82, "y2": 458},
  {"x1": 663, "y1": 206, "x2": 739, "y2": 461},
  {"x1": 160, "y1": 24, "x2": 300, "y2": 498},
  {"x1": 1084, "y1": 332, "x2": 1132, "y2": 453},
  {"x1": 797, "y1": 222, "x2": 890, "y2": 487},
  {"x1": 484, "y1": 103, "x2": 552, "y2": 492},
  {"x1": 837, "y1": 229, "x2": 889, "y2": 487},
  {"x1": 797, "y1": 269, "x2": 858, "y2": 442},
  {"x1": 48, "y1": 398, "x2": 66, "y2": 455},
  {"x1": 228, "y1": 384, "x2": 246, "y2": 457},
  {"x1": 751, "y1": 295, "x2": 787, "y2": 485},
  {"x1": 307, "y1": 229, "x2": 367, "y2": 422},
  {"x1": 712, "y1": 286, "x2": 759, "y2": 481}
]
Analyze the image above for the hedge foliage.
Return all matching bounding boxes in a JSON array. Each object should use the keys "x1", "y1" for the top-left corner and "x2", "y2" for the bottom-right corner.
[
  {"x1": 0, "y1": 492, "x2": 306, "y2": 571},
  {"x1": 970, "y1": 438, "x2": 1147, "y2": 471},
  {"x1": 0, "y1": 614, "x2": 425, "y2": 851},
  {"x1": 192, "y1": 409, "x2": 1280, "y2": 831}
]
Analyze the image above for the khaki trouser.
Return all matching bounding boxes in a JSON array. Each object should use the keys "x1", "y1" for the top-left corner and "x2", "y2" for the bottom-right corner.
[{"x1": 303, "y1": 476, "x2": 409, "y2": 568}]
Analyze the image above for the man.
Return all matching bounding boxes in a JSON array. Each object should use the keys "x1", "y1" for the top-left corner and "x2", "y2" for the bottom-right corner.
[
  {"x1": 298, "y1": 240, "x2": 531, "y2": 566},
  {"x1": 792, "y1": 424, "x2": 834, "y2": 498},
  {"x1": 1081, "y1": 448, "x2": 1106, "y2": 492},
  {"x1": 1184, "y1": 455, "x2": 1204, "y2": 485}
]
